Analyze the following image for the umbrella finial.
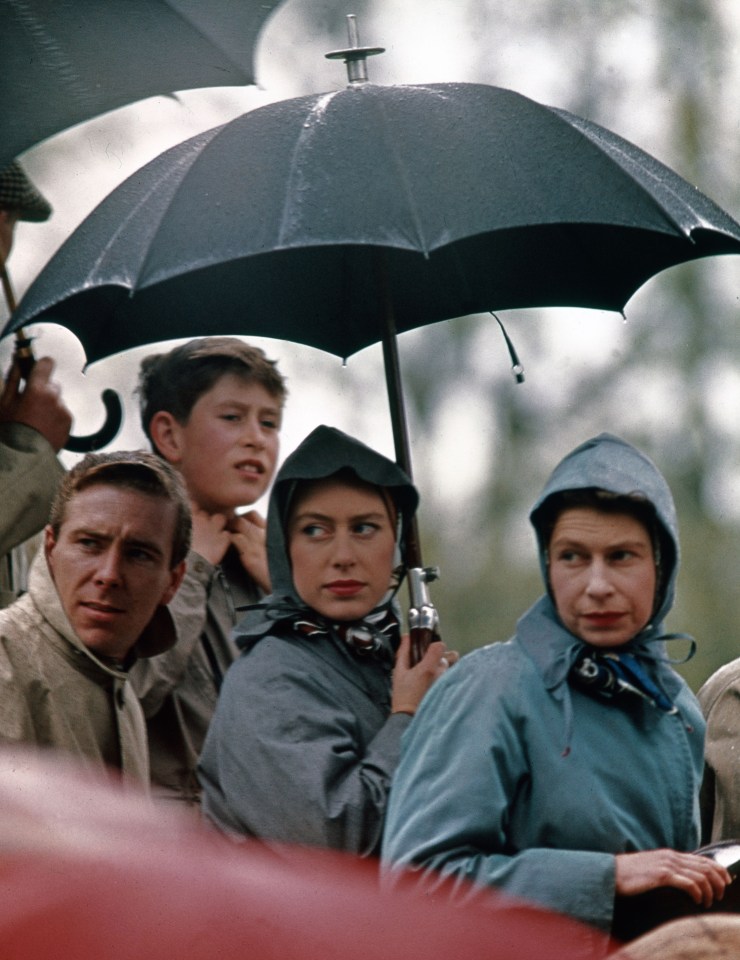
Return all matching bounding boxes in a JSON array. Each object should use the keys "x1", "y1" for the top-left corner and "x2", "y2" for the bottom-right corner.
[{"x1": 325, "y1": 14, "x2": 385, "y2": 85}]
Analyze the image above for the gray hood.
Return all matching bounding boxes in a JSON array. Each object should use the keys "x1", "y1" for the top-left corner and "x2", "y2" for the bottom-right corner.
[
  {"x1": 267, "y1": 425, "x2": 418, "y2": 601},
  {"x1": 235, "y1": 425, "x2": 418, "y2": 645},
  {"x1": 530, "y1": 433, "x2": 678, "y2": 628}
]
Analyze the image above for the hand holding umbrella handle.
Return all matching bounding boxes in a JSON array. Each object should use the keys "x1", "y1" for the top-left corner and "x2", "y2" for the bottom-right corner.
[
  {"x1": 10, "y1": 333, "x2": 124, "y2": 453},
  {"x1": 2, "y1": 259, "x2": 123, "y2": 453},
  {"x1": 407, "y1": 566, "x2": 441, "y2": 666}
]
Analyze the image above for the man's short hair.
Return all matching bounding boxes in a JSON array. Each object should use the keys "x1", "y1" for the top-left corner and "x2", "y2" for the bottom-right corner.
[
  {"x1": 137, "y1": 337, "x2": 287, "y2": 452},
  {"x1": 48, "y1": 451, "x2": 192, "y2": 566}
]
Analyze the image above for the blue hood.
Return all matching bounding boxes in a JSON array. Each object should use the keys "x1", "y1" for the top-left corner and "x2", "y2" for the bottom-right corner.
[{"x1": 529, "y1": 433, "x2": 679, "y2": 630}]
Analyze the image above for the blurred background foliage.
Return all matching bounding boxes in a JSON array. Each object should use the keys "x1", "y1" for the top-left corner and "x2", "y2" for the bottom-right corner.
[{"x1": 3, "y1": 0, "x2": 740, "y2": 690}]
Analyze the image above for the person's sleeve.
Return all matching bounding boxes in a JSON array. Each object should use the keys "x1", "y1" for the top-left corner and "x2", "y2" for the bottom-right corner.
[
  {"x1": 698, "y1": 663, "x2": 740, "y2": 842},
  {"x1": 0, "y1": 627, "x2": 39, "y2": 743},
  {"x1": 129, "y1": 550, "x2": 213, "y2": 716},
  {"x1": 199, "y1": 647, "x2": 413, "y2": 855},
  {"x1": 0, "y1": 423, "x2": 64, "y2": 556},
  {"x1": 380, "y1": 658, "x2": 616, "y2": 932}
]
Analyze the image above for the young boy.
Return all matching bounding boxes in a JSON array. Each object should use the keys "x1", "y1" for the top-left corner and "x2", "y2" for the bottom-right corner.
[{"x1": 129, "y1": 337, "x2": 287, "y2": 805}]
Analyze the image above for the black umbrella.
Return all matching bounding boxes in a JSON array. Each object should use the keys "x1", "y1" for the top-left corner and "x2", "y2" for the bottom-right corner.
[
  {"x1": 1, "y1": 0, "x2": 283, "y2": 168},
  {"x1": 6, "y1": 21, "x2": 740, "y2": 652},
  {"x1": 1, "y1": 0, "x2": 283, "y2": 449},
  {"x1": 7, "y1": 50, "x2": 740, "y2": 446}
]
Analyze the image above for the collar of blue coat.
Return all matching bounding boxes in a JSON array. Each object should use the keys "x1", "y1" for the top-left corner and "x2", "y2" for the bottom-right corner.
[
  {"x1": 516, "y1": 595, "x2": 689, "y2": 705},
  {"x1": 515, "y1": 596, "x2": 694, "y2": 756}
]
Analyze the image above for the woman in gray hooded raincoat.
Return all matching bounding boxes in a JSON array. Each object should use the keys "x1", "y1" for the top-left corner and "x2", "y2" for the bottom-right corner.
[
  {"x1": 198, "y1": 425, "x2": 454, "y2": 855},
  {"x1": 381, "y1": 434, "x2": 730, "y2": 935}
]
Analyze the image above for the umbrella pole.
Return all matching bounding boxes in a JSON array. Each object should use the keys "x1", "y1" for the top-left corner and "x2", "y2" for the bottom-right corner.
[
  {"x1": 375, "y1": 250, "x2": 440, "y2": 663},
  {"x1": 375, "y1": 249, "x2": 419, "y2": 553}
]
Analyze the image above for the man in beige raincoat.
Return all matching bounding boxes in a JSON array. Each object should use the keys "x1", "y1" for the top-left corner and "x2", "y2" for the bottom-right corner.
[
  {"x1": 0, "y1": 450, "x2": 190, "y2": 787},
  {"x1": 0, "y1": 160, "x2": 72, "y2": 606}
]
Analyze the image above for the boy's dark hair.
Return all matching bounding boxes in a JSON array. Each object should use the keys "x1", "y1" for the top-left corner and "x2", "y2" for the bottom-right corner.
[
  {"x1": 48, "y1": 450, "x2": 192, "y2": 567},
  {"x1": 137, "y1": 337, "x2": 287, "y2": 452}
]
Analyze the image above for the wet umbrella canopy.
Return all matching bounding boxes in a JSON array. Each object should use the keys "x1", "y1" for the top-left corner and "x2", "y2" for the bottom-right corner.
[
  {"x1": 8, "y1": 76, "x2": 740, "y2": 364},
  {"x1": 1, "y1": 0, "x2": 284, "y2": 449},
  {"x1": 8, "y1": 62, "x2": 740, "y2": 469},
  {"x1": 1, "y1": 0, "x2": 283, "y2": 167}
]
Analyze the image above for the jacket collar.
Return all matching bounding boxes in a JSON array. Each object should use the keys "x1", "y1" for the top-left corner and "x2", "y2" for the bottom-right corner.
[{"x1": 516, "y1": 594, "x2": 685, "y2": 702}]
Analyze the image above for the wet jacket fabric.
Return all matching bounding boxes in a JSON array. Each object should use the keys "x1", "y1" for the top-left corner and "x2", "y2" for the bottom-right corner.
[
  {"x1": 198, "y1": 425, "x2": 418, "y2": 854},
  {"x1": 0, "y1": 552, "x2": 176, "y2": 786},
  {"x1": 697, "y1": 659, "x2": 740, "y2": 842},
  {"x1": 381, "y1": 434, "x2": 704, "y2": 933},
  {"x1": 0, "y1": 422, "x2": 64, "y2": 607},
  {"x1": 130, "y1": 546, "x2": 259, "y2": 805}
]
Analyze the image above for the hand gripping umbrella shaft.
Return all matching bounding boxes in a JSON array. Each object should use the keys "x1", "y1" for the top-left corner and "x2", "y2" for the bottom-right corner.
[{"x1": 376, "y1": 250, "x2": 440, "y2": 665}]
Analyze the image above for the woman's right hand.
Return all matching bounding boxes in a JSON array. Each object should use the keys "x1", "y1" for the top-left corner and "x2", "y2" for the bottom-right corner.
[
  {"x1": 615, "y1": 849, "x2": 732, "y2": 907},
  {"x1": 390, "y1": 634, "x2": 458, "y2": 716}
]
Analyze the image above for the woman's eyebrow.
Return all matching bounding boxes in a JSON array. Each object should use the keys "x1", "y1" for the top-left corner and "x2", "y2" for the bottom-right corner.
[
  {"x1": 291, "y1": 510, "x2": 388, "y2": 524},
  {"x1": 291, "y1": 511, "x2": 333, "y2": 524}
]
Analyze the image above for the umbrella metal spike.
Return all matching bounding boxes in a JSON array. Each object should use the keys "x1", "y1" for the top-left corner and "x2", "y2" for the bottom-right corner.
[{"x1": 325, "y1": 14, "x2": 385, "y2": 85}]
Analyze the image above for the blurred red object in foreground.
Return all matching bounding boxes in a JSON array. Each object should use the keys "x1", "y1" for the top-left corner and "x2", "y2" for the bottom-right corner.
[{"x1": 0, "y1": 748, "x2": 610, "y2": 960}]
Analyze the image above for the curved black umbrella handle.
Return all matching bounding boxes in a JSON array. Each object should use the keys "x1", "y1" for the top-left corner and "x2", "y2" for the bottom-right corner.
[
  {"x1": 3, "y1": 263, "x2": 124, "y2": 454},
  {"x1": 64, "y1": 388, "x2": 124, "y2": 453},
  {"x1": 11, "y1": 327, "x2": 123, "y2": 454}
]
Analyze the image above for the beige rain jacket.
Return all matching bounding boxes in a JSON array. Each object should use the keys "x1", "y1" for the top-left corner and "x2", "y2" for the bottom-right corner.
[
  {"x1": 130, "y1": 546, "x2": 260, "y2": 805},
  {"x1": 698, "y1": 659, "x2": 740, "y2": 842},
  {"x1": 0, "y1": 422, "x2": 64, "y2": 607}
]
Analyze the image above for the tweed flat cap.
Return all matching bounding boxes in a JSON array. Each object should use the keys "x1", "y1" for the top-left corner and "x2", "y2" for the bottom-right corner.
[{"x1": 0, "y1": 162, "x2": 52, "y2": 221}]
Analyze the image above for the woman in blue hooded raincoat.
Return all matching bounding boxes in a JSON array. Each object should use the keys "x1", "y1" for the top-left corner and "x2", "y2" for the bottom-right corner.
[
  {"x1": 381, "y1": 434, "x2": 730, "y2": 935},
  {"x1": 198, "y1": 425, "x2": 454, "y2": 855}
]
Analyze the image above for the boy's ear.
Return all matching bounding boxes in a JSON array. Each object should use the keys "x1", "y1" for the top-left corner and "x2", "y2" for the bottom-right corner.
[{"x1": 149, "y1": 411, "x2": 184, "y2": 464}]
